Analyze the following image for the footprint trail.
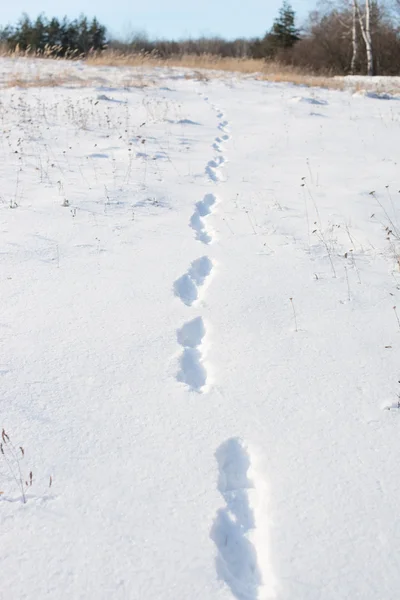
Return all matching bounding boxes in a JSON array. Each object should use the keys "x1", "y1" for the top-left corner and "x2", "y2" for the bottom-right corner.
[{"x1": 174, "y1": 97, "x2": 231, "y2": 398}]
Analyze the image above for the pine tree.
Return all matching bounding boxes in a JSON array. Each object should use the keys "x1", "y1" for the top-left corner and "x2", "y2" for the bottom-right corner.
[
  {"x1": 12, "y1": 14, "x2": 33, "y2": 50},
  {"x1": 89, "y1": 18, "x2": 107, "y2": 52},
  {"x1": 262, "y1": 1, "x2": 300, "y2": 57},
  {"x1": 31, "y1": 15, "x2": 46, "y2": 51},
  {"x1": 46, "y1": 18, "x2": 62, "y2": 50}
]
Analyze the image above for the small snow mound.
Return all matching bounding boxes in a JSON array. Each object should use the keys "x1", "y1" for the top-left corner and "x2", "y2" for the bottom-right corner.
[
  {"x1": 290, "y1": 96, "x2": 328, "y2": 106},
  {"x1": 353, "y1": 90, "x2": 399, "y2": 100},
  {"x1": 177, "y1": 119, "x2": 201, "y2": 125},
  {"x1": 383, "y1": 401, "x2": 400, "y2": 411},
  {"x1": 96, "y1": 94, "x2": 126, "y2": 103},
  {"x1": 89, "y1": 153, "x2": 109, "y2": 159}
]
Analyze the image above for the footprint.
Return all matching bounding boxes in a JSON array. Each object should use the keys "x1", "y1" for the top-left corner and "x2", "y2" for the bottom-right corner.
[
  {"x1": 216, "y1": 439, "x2": 254, "y2": 494},
  {"x1": 218, "y1": 120, "x2": 230, "y2": 133},
  {"x1": 212, "y1": 142, "x2": 222, "y2": 153},
  {"x1": 177, "y1": 316, "x2": 205, "y2": 348},
  {"x1": 206, "y1": 156, "x2": 226, "y2": 182},
  {"x1": 206, "y1": 164, "x2": 221, "y2": 182},
  {"x1": 211, "y1": 439, "x2": 276, "y2": 600},
  {"x1": 174, "y1": 256, "x2": 213, "y2": 306},
  {"x1": 176, "y1": 317, "x2": 207, "y2": 392},
  {"x1": 173, "y1": 274, "x2": 197, "y2": 307},
  {"x1": 190, "y1": 194, "x2": 217, "y2": 244},
  {"x1": 178, "y1": 348, "x2": 207, "y2": 391},
  {"x1": 213, "y1": 156, "x2": 226, "y2": 167},
  {"x1": 213, "y1": 134, "x2": 230, "y2": 152}
]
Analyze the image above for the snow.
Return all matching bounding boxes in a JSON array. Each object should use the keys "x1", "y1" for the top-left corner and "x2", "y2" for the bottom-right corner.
[
  {"x1": 354, "y1": 90, "x2": 399, "y2": 100},
  {"x1": 1, "y1": 57, "x2": 400, "y2": 599},
  {"x1": 338, "y1": 75, "x2": 400, "y2": 97}
]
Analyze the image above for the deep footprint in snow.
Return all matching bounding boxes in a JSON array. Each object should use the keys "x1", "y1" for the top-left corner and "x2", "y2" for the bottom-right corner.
[
  {"x1": 212, "y1": 142, "x2": 222, "y2": 153},
  {"x1": 176, "y1": 317, "x2": 208, "y2": 392},
  {"x1": 190, "y1": 194, "x2": 217, "y2": 244},
  {"x1": 218, "y1": 120, "x2": 230, "y2": 133},
  {"x1": 206, "y1": 156, "x2": 226, "y2": 182},
  {"x1": 208, "y1": 156, "x2": 226, "y2": 168},
  {"x1": 213, "y1": 134, "x2": 230, "y2": 152},
  {"x1": 174, "y1": 256, "x2": 213, "y2": 306},
  {"x1": 211, "y1": 439, "x2": 275, "y2": 600}
]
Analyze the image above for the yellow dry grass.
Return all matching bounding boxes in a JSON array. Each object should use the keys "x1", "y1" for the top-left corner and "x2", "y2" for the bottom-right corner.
[
  {"x1": 4, "y1": 74, "x2": 73, "y2": 88},
  {"x1": 86, "y1": 51, "x2": 345, "y2": 90},
  {"x1": 0, "y1": 44, "x2": 84, "y2": 60},
  {"x1": 87, "y1": 51, "x2": 264, "y2": 72},
  {"x1": 259, "y1": 72, "x2": 345, "y2": 90}
]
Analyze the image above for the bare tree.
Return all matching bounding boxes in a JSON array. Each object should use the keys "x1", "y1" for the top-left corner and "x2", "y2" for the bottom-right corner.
[
  {"x1": 354, "y1": 0, "x2": 374, "y2": 75},
  {"x1": 351, "y1": 1, "x2": 359, "y2": 73}
]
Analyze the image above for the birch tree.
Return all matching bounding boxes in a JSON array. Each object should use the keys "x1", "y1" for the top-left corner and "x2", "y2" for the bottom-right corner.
[
  {"x1": 354, "y1": 0, "x2": 374, "y2": 75},
  {"x1": 351, "y1": 1, "x2": 359, "y2": 73}
]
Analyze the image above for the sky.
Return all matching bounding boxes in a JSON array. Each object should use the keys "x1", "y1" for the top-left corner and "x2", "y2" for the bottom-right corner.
[{"x1": 0, "y1": 1, "x2": 316, "y2": 40}]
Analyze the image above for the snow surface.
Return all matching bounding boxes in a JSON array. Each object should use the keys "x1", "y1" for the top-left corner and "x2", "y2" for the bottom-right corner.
[
  {"x1": 1, "y1": 57, "x2": 400, "y2": 599},
  {"x1": 339, "y1": 75, "x2": 400, "y2": 97}
]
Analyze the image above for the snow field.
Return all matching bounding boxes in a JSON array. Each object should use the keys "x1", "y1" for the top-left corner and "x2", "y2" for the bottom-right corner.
[{"x1": 1, "y1": 57, "x2": 400, "y2": 599}]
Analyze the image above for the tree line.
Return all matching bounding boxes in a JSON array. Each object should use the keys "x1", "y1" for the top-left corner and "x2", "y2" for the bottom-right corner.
[
  {"x1": 0, "y1": 14, "x2": 106, "y2": 56},
  {"x1": 1, "y1": 2, "x2": 399, "y2": 75}
]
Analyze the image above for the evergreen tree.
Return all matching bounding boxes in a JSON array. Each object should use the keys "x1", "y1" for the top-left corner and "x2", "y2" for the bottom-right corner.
[
  {"x1": 77, "y1": 15, "x2": 90, "y2": 54},
  {"x1": 89, "y1": 18, "x2": 107, "y2": 52},
  {"x1": 46, "y1": 17, "x2": 62, "y2": 49},
  {"x1": 261, "y1": 1, "x2": 300, "y2": 57},
  {"x1": 31, "y1": 15, "x2": 46, "y2": 51},
  {"x1": 12, "y1": 14, "x2": 33, "y2": 50},
  {"x1": 271, "y1": 2, "x2": 300, "y2": 48}
]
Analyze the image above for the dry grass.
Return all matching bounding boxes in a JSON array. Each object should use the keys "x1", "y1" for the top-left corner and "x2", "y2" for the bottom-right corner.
[
  {"x1": 256, "y1": 70, "x2": 344, "y2": 90},
  {"x1": 0, "y1": 43, "x2": 84, "y2": 60},
  {"x1": 3, "y1": 73, "x2": 151, "y2": 89},
  {"x1": 4, "y1": 74, "x2": 72, "y2": 88},
  {"x1": 266, "y1": 73, "x2": 345, "y2": 90},
  {"x1": 86, "y1": 51, "x2": 345, "y2": 89},
  {"x1": 89, "y1": 52, "x2": 268, "y2": 74}
]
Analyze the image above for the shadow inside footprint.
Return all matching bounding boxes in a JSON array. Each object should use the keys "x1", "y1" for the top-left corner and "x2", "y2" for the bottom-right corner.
[
  {"x1": 174, "y1": 274, "x2": 198, "y2": 306},
  {"x1": 177, "y1": 347, "x2": 207, "y2": 391},
  {"x1": 189, "y1": 256, "x2": 213, "y2": 286},
  {"x1": 177, "y1": 317, "x2": 205, "y2": 348},
  {"x1": 176, "y1": 317, "x2": 207, "y2": 392},
  {"x1": 216, "y1": 438, "x2": 253, "y2": 493}
]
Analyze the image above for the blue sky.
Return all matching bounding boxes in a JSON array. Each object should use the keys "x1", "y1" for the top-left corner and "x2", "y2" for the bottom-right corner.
[{"x1": 0, "y1": 1, "x2": 315, "y2": 40}]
